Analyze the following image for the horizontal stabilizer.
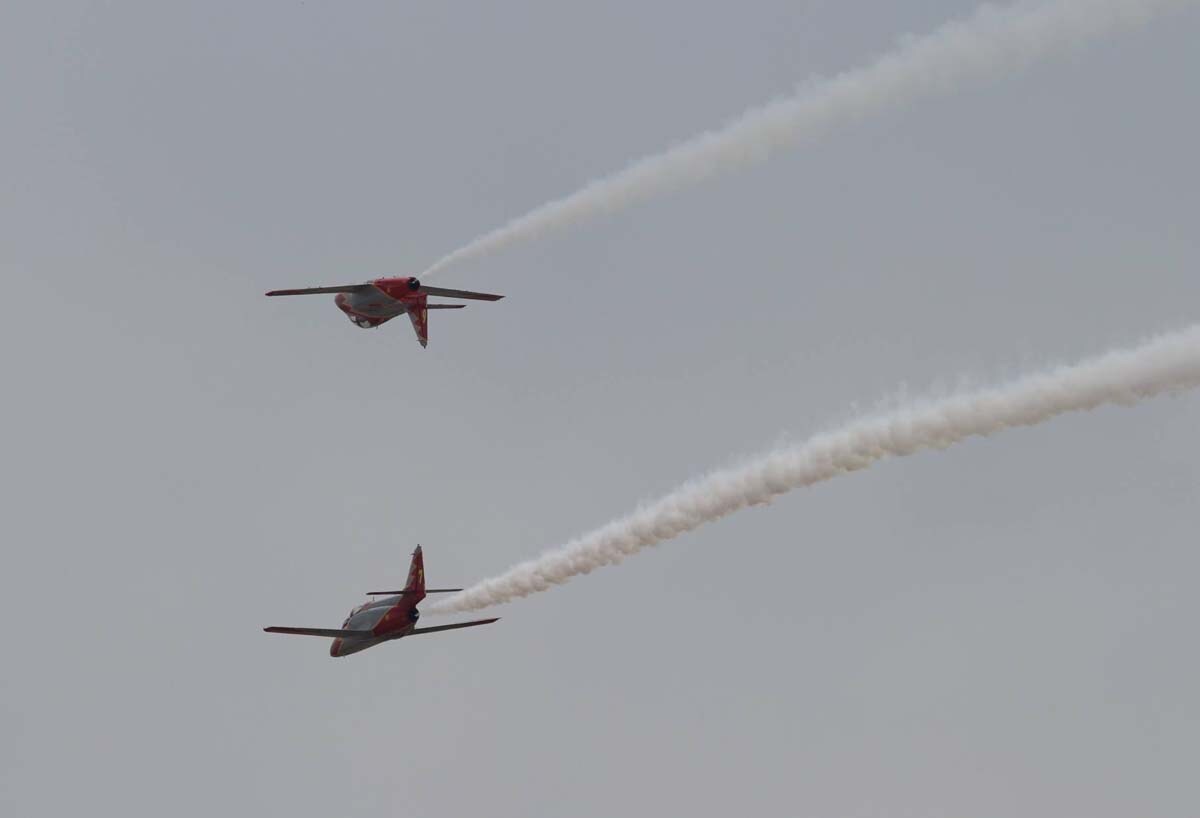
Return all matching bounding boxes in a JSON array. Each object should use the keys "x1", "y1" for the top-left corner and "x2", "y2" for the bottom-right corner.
[
  {"x1": 366, "y1": 588, "x2": 463, "y2": 595},
  {"x1": 265, "y1": 284, "x2": 370, "y2": 296},
  {"x1": 263, "y1": 626, "x2": 373, "y2": 638},
  {"x1": 419, "y1": 285, "x2": 504, "y2": 301},
  {"x1": 409, "y1": 618, "x2": 499, "y2": 636},
  {"x1": 426, "y1": 304, "x2": 466, "y2": 310}
]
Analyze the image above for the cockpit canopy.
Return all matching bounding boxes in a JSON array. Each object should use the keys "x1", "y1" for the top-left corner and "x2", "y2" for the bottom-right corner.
[{"x1": 341, "y1": 597, "x2": 394, "y2": 629}]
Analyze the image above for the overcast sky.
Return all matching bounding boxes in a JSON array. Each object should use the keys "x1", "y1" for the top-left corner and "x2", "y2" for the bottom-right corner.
[{"x1": 3, "y1": 2, "x2": 1199, "y2": 816}]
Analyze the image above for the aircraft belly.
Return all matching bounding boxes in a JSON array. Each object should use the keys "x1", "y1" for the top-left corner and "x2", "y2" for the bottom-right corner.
[
  {"x1": 333, "y1": 636, "x2": 381, "y2": 657},
  {"x1": 342, "y1": 290, "x2": 405, "y2": 319}
]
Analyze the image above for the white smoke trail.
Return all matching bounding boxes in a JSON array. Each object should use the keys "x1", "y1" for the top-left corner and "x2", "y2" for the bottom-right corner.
[
  {"x1": 421, "y1": 0, "x2": 1187, "y2": 278},
  {"x1": 431, "y1": 324, "x2": 1200, "y2": 613}
]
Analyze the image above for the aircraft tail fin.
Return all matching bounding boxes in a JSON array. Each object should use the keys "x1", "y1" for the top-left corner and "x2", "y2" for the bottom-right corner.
[
  {"x1": 363, "y1": 547, "x2": 456, "y2": 597},
  {"x1": 405, "y1": 545, "x2": 426, "y2": 596},
  {"x1": 407, "y1": 303, "x2": 429, "y2": 348}
]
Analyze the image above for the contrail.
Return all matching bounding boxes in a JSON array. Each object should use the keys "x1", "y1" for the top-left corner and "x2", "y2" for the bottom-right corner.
[
  {"x1": 421, "y1": 0, "x2": 1186, "y2": 278},
  {"x1": 430, "y1": 324, "x2": 1200, "y2": 613}
]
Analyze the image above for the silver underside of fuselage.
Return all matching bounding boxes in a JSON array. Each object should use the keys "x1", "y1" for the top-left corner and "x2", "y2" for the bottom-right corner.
[{"x1": 341, "y1": 289, "x2": 407, "y2": 319}]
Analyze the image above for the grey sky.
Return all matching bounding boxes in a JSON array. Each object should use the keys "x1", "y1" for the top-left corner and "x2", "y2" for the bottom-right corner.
[{"x1": 2, "y1": 2, "x2": 1198, "y2": 816}]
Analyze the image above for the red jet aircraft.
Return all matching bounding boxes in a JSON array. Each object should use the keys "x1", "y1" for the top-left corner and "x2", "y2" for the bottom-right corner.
[
  {"x1": 264, "y1": 546, "x2": 497, "y2": 657},
  {"x1": 266, "y1": 276, "x2": 503, "y2": 348}
]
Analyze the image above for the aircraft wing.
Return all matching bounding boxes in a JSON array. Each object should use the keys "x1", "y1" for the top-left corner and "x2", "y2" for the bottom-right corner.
[
  {"x1": 265, "y1": 284, "x2": 372, "y2": 296},
  {"x1": 408, "y1": 618, "x2": 499, "y2": 636},
  {"x1": 366, "y1": 588, "x2": 463, "y2": 595},
  {"x1": 263, "y1": 627, "x2": 374, "y2": 638},
  {"x1": 418, "y1": 285, "x2": 504, "y2": 301}
]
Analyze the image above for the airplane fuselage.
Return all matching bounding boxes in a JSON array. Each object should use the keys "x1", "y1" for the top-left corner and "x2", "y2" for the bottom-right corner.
[
  {"x1": 334, "y1": 278, "x2": 424, "y2": 329},
  {"x1": 330, "y1": 590, "x2": 426, "y2": 657}
]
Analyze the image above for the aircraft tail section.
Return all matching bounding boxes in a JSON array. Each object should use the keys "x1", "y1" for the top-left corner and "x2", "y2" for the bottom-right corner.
[
  {"x1": 406, "y1": 302, "x2": 467, "y2": 348},
  {"x1": 364, "y1": 546, "x2": 462, "y2": 595},
  {"x1": 405, "y1": 546, "x2": 426, "y2": 596},
  {"x1": 407, "y1": 302, "x2": 429, "y2": 348}
]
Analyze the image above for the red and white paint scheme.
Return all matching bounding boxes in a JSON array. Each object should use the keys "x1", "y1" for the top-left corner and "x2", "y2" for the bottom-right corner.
[
  {"x1": 264, "y1": 546, "x2": 497, "y2": 658},
  {"x1": 266, "y1": 276, "x2": 503, "y2": 348}
]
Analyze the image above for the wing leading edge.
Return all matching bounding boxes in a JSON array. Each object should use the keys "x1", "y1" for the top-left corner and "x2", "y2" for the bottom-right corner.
[
  {"x1": 366, "y1": 588, "x2": 464, "y2": 595},
  {"x1": 419, "y1": 285, "x2": 503, "y2": 301},
  {"x1": 408, "y1": 618, "x2": 500, "y2": 636},
  {"x1": 263, "y1": 619, "x2": 498, "y2": 638},
  {"x1": 263, "y1": 627, "x2": 373, "y2": 638},
  {"x1": 265, "y1": 284, "x2": 371, "y2": 296}
]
